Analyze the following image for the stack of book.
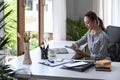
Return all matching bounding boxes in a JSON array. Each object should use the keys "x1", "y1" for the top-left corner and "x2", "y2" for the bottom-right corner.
[{"x1": 95, "y1": 59, "x2": 112, "y2": 71}]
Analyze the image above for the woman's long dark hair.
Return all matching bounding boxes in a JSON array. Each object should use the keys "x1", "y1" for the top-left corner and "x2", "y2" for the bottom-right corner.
[{"x1": 84, "y1": 11, "x2": 106, "y2": 32}]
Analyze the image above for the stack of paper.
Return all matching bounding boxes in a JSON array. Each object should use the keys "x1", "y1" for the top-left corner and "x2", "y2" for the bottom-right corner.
[
  {"x1": 95, "y1": 59, "x2": 112, "y2": 71},
  {"x1": 63, "y1": 61, "x2": 88, "y2": 67}
]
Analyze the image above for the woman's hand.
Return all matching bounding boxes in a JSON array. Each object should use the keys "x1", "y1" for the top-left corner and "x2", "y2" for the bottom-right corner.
[
  {"x1": 75, "y1": 49, "x2": 84, "y2": 54},
  {"x1": 70, "y1": 43, "x2": 76, "y2": 49},
  {"x1": 75, "y1": 49, "x2": 90, "y2": 58}
]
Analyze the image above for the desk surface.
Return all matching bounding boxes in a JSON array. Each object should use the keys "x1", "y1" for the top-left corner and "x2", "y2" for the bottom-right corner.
[{"x1": 7, "y1": 41, "x2": 120, "y2": 80}]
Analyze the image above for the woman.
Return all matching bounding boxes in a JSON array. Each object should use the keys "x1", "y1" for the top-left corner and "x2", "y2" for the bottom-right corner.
[{"x1": 71, "y1": 11, "x2": 110, "y2": 60}]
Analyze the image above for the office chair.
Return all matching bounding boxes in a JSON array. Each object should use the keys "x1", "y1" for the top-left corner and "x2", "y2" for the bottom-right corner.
[{"x1": 106, "y1": 25, "x2": 120, "y2": 62}]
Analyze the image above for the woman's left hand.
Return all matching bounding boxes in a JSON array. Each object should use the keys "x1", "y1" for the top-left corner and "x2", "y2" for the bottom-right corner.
[
  {"x1": 74, "y1": 49, "x2": 84, "y2": 54},
  {"x1": 74, "y1": 49, "x2": 90, "y2": 58}
]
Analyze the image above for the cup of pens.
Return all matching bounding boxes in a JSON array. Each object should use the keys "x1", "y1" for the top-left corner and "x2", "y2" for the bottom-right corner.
[{"x1": 40, "y1": 42, "x2": 49, "y2": 59}]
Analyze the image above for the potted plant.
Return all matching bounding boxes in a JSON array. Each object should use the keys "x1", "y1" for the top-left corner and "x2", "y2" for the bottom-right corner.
[
  {"x1": 0, "y1": 64, "x2": 16, "y2": 80},
  {"x1": 66, "y1": 17, "x2": 89, "y2": 53},
  {"x1": 66, "y1": 17, "x2": 88, "y2": 41},
  {"x1": 0, "y1": 1, "x2": 17, "y2": 80}
]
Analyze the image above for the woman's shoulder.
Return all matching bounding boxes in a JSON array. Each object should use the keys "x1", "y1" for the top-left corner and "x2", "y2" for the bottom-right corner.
[
  {"x1": 101, "y1": 30, "x2": 108, "y2": 36},
  {"x1": 100, "y1": 30, "x2": 109, "y2": 40}
]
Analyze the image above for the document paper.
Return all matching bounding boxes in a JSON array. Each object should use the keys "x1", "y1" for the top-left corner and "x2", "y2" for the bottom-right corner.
[{"x1": 63, "y1": 61, "x2": 88, "y2": 67}]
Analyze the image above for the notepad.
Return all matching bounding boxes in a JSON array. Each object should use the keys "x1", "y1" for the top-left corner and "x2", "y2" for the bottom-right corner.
[
  {"x1": 63, "y1": 61, "x2": 88, "y2": 67},
  {"x1": 39, "y1": 59, "x2": 71, "y2": 67}
]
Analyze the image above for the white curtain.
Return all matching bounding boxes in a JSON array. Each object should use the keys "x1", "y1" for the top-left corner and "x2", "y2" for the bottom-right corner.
[{"x1": 99, "y1": 0, "x2": 120, "y2": 27}]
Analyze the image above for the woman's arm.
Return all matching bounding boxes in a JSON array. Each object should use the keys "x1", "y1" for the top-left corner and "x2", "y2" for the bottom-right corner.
[
  {"x1": 74, "y1": 49, "x2": 90, "y2": 58},
  {"x1": 74, "y1": 31, "x2": 89, "y2": 48}
]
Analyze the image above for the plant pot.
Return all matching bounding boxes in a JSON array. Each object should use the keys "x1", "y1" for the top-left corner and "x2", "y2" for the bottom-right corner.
[{"x1": 23, "y1": 42, "x2": 32, "y2": 65}]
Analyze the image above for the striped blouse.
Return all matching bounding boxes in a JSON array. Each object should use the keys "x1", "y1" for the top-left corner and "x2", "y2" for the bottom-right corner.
[{"x1": 75, "y1": 29, "x2": 110, "y2": 60}]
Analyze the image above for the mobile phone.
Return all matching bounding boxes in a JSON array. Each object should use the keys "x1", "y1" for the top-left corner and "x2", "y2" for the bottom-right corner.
[
  {"x1": 65, "y1": 45, "x2": 75, "y2": 50},
  {"x1": 65, "y1": 45, "x2": 71, "y2": 48}
]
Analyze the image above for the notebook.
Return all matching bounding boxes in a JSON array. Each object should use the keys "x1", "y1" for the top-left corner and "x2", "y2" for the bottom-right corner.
[
  {"x1": 61, "y1": 60, "x2": 95, "y2": 72},
  {"x1": 95, "y1": 59, "x2": 112, "y2": 72},
  {"x1": 63, "y1": 61, "x2": 88, "y2": 67}
]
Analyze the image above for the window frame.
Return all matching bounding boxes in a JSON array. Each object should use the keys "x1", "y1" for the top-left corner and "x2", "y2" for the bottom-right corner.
[{"x1": 17, "y1": 0, "x2": 44, "y2": 56}]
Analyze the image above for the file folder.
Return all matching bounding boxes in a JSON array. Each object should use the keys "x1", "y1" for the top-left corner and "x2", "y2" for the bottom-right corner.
[{"x1": 61, "y1": 60, "x2": 95, "y2": 72}]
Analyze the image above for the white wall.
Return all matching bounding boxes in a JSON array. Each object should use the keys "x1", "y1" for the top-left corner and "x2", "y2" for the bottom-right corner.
[
  {"x1": 66, "y1": 0, "x2": 93, "y2": 20},
  {"x1": 52, "y1": 0, "x2": 66, "y2": 41}
]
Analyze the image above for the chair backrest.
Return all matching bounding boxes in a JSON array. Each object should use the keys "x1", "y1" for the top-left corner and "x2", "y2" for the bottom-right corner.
[{"x1": 106, "y1": 25, "x2": 120, "y2": 62}]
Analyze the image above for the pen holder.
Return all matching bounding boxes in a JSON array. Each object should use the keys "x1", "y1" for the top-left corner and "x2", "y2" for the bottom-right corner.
[
  {"x1": 41, "y1": 49, "x2": 48, "y2": 59},
  {"x1": 40, "y1": 44, "x2": 49, "y2": 59}
]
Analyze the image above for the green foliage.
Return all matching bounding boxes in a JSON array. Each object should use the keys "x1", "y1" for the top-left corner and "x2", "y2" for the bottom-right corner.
[
  {"x1": 9, "y1": 44, "x2": 17, "y2": 56},
  {"x1": 0, "y1": 1, "x2": 14, "y2": 50},
  {"x1": 66, "y1": 17, "x2": 88, "y2": 41},
  {"x1": 0, "y1": 65, "x2": 16, "y2": 80},
  {"x1": 4, "y1": 0, "x2": 17, "y2": 50},
  {"x1": 24, "y1": 31, "x2": 31, "y2": 43},
  {"x1": 29, "y1": 31, "x2": 39, "y2": 50},
  {"x1": 30, "y1": 38, "x2": 38, "y2": 50}
]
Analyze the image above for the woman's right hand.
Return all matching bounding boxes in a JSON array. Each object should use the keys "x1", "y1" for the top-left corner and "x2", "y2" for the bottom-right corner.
[{"x1": 70, "y1": 43, "x2": 76, "y2": 49}]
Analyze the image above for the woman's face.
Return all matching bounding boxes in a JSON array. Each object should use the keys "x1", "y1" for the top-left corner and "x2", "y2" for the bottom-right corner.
[{"x1": 84, "y1": 16, "x2": 95, "y2": 30}]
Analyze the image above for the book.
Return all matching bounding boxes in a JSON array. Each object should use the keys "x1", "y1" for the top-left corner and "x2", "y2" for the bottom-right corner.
[
  {"x1": 95, "y1": 59, "x2": 112, "y2": 71},
  {"x1": 95, "y1": 68, "x2": 111, "y2": 72},
  {"x1": 95, "y1": 59, "x2": 111, "y2": 68},
  {"x1": 96, "y1": 59, "x2": 111, "y2": 64}
]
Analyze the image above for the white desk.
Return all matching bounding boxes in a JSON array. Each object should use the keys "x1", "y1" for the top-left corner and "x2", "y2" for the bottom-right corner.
[{"x1": 7, "y1": 41, "x2": 120, "y2": 80}]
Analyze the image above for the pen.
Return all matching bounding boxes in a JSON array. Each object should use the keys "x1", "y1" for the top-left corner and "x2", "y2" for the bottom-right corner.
[{"x1": 48, "y1": 59, "x2": 54, "y2": 63}]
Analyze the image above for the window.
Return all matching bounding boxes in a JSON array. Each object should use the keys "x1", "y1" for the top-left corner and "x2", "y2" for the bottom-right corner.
[
  {"x1": 17, "y1": 0, "x2": 44, "y2": 56},
  {"x1": 99, "y1": 0, "x2": 120, "y2": 27},
  {"x1": 25, "y1": 0, "x2": 33, "y2": 10}
]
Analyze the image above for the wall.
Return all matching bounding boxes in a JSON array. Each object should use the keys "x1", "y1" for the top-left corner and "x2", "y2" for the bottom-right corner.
[
  {"x1": 66, "y1": 0, "x2": 93, "y2": 20},
  {"x1": 52, "y1": 0, "x2": 94, "y2": 41},
  {"x1": 52, "y1": 0, "x2": 66, "y2": 41},
  {"x1": 66, "y1": 0, "x2": 75, "y2": 20}
]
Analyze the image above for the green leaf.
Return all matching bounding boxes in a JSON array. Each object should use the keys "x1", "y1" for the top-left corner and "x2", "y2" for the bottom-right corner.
[
  {"x1": 66, "y1": 17, "x2": 88, "y2": 41},
  {"x1": 0, "y1": 1, "x2": 15, "y2": 50}
]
